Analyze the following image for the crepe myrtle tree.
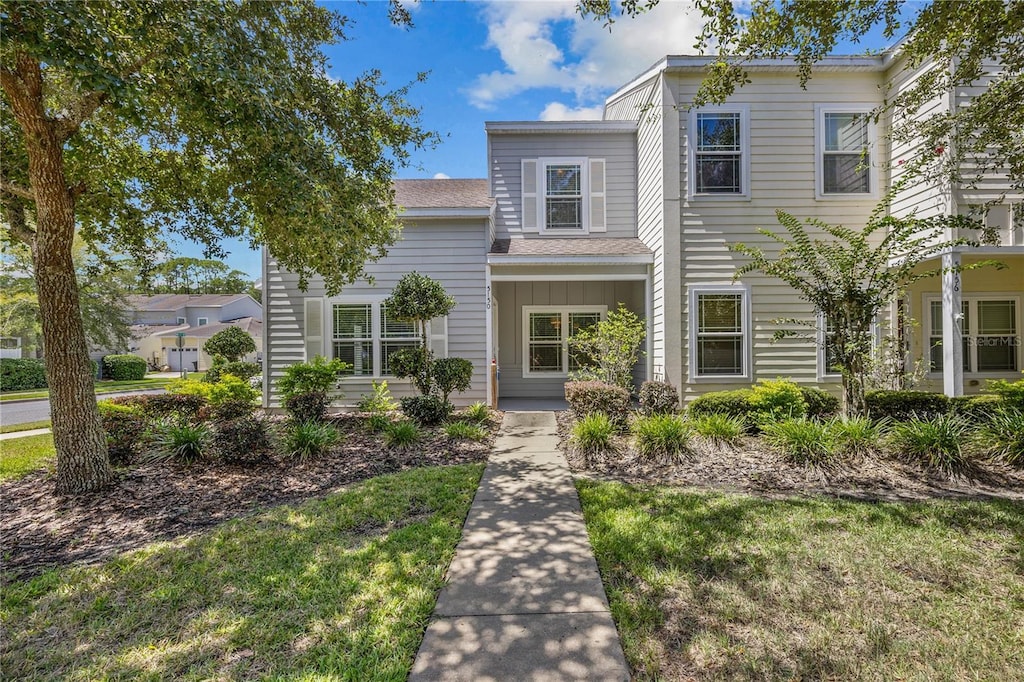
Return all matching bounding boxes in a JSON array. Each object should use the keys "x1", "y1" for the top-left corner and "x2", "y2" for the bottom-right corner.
[
  {"x1": 730, "y1": 209, "x2": 1001, "y2": 417},
  {"x1": 0, "y1": 1, "x2": 435, "y2": 492},
  {"x1": 384, "y1": 272, "x2": 457, "y2": 397}
]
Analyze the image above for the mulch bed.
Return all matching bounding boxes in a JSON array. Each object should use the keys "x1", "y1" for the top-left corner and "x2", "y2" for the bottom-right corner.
[
  {"x1": 556, "y1": 412, "x2": 1024, "y2": 502},
  {"x1": 1, "y1": 413, "x2": 499, "y2": 583}
]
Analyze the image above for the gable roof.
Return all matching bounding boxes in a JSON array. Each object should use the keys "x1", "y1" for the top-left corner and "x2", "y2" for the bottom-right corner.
[
  {"x1": 126, "y1": 294, "x2": 256, "y2": 312},
  {"x1": 394, "y1": 179, "x2": 491, "y2": 210},
  {"x1": 489, "y1": 238, "x2": 653, "y2": 257}
]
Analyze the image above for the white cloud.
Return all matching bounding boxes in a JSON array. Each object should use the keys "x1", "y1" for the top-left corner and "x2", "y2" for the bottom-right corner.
[
  {"x1": 466, "y1": 0, "x2": 707, "y2": 109},
  {"x1": 432, "y1": 172, "x2": 451, "y2": 179},
  {"x1": 539, "y1": 102, "x2": 604, "y2": 121}
]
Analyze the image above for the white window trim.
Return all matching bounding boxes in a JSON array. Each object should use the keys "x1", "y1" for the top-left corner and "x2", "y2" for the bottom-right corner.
[
  {"x1": 521, "y1": 305, "x2": 607, "y2": 379},
  {"x1": 687, "y1": 104, "x2": 751, "y2": 201},
  {"x1": 688, "y1": 284, "x2": 752, "y2": 382},
  {"x1": 176, "y1": 317, "x2": 186, "y2": 325},
  {"x1": 814, "y1": 104, "x2": 879, "y2": 201},
  {"x1": 537, "y1": 157, "x2": 590, "y2": 234},
  {"x1": 197, "y1": 317, "x2": 208, "y2": 326},
  {"x1": 326, "y1": 297, "x2": 441, "y2": 380},
  {"x1": 924, "y1": 293, "x2": 1022, "y2": 377},
  {"x1": 816, "y1": 312, "x2": 882, "y2": 381}
]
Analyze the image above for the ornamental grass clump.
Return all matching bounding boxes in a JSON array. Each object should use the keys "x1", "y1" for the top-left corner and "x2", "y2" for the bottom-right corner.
[
  {"x1": 631, "y1": 414, "x2": 693, "y2": 462},
  {"x1": 284, "y1": 421, "x2": 340, "y2": 461},
  {"x1": 974, "y1": 408, "x2": 1024, "y2": 467},
  {"x1": 460, "y1": 401, "x2": 492, "y2": 424},
  {"x1": 444, "y1": 421, "x2": 488, "y2": 442},
  {"x1": 690, "y1": 413, "x2": 746, "y2": 448},
  {"x1": 149, "y1": 421, "x2": 211, "y2": 464},
  {"x1": 384, "y1": 420, "x2": 421, "y2": 449},
  {"x1": 889, "y1": 415, "x2": 973, "y2": 476},
  {"x1": 570, "y1": 413, "x2": 616, "y2": 462},
  {"x1": 827, "y1": 416, "x2": 886, "y2": 458},
  {"x1": 760, "y1": 417, "x2": 835, "y2": 466}
]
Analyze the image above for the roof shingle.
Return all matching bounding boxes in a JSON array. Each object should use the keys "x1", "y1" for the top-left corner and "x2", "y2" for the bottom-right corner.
[
  {"x1": 489, "y1": 238, "x2": 652, "y2": 257},
  {"x1": 394, "y1": 179, "x2": 491, "y2": 209}
]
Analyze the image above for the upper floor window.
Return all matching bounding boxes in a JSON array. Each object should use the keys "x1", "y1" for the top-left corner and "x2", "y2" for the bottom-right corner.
[
  {"x1": 197, "y1": 317, "x2": 208, "y2": 326},
  {"x1": 816, "y1": 105, "x2": 876, "y2": 198},
  {"x1": 689, "y1": 106, "x2": 749, "y2": 199},
  {"x1": 522, "y1": 157, "x2": 606, "y2": 234},
  {"x1": 545, "y1": 164, "x2": 583, "y2": 229}
]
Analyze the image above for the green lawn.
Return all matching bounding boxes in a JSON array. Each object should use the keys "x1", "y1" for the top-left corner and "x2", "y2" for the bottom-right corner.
[
  {"x1": 578, "y1": 479, "x2": 1024, "y2": 681},
  {"x1": 0, "y1": 374, "x2": 204, "y2": 402},
  {"x1": 1, "y1": 464, "x2": 483, "y2": 681},
  {"x1": 0, "y1": 419, "x2": 51, "y2": 434},
  {"x1": 0, "y1": 433, "x2": 55, "y2": 480}
]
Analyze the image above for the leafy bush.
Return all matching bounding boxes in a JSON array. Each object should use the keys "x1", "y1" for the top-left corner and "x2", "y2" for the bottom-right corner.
[
  {"x1": 400, "y1": 395, "x2": 452, "y2": 426},
  {"x1": 357, "y1": 380, "x2": 399, "y2": 413},
  {"x1": 801, "y1": 386, "x2": 840, "y2": 419},
  {"x1": 388, "y1": 347, "x2": 433, "y2": 396},
  {"x1": 974, "y1": 408, "x2": 1024, "y2": 466},
  {"x1": 137, "y1": 393, "x2": 207, "y2": 421},
  {"x1": 761, "y1": 418, "x2": 835, "y2": 466},
  {"x1": 690, "y1": 413, "x2": 746, "y2": 447},
  {"x1": 384, "y1": 420, "x2": 421, "y2": 449},
  {"x1": 444, "y1": 421, "x2": 488, "y2": 442},
  {"x1": 748, "y1": 378, "x2": 807, "y2": 425},
  {"x1": 204, "y1": 361, "x2": 260, "y2": 383},
  {"x1": 284, "y1": 421, "x2": 340, "y2": 461},
  {"x1": 570, "y1": 413, "x2": 616, "y2": 461},
  {"x1": 460, "y1": 401, "x2": 492, "y2": 424},
  {"x1": 0, "y1": 358, "x2": 47, "y2": 390},
  {"x1": 384, "y1": 272, "x2": 457, "y2": 396},
  {"x1": 889, "y1": 415, "x2": 973, "y2": 476},
  {"x1": 203, "y1": 326, "x2": 256, "y2": 362},
  {"x1": 866, "y1": 390, "x2": 949, "y2": 422},
  {"x1": 433, "y1": 357, "x2": 474, "y2": 403},
  {"x1": 103, "y1": 354, "x2": 147, "y2": 381},
  {"x1": 948, "y1": 394, "x2": 1004, "y2": 423},
  {"x1": 631, "y1": 414, "x2": 693, "y2": 461},
  {"x1": 149, "y1": 421, "x2": 211, "y2": 463},
  {"x1": 207, "y1": 374, "x2": 259, "y2": 405},
  {"x1": 986, "y1": 377, "x2": 1024, "y2": 410},
  {"x1": 203, "y1": 398, "x2": 255, "y2": 423},
  {"x1": 284, "y1": 390, "x2": 330, "y2": 424},
  {"x1": 212, "y1": 416, "x2": 272, "y2": 465},
  {"x1": 638, "y1": 380, "x2": 679, "y2": 415},
  {"x1": 366, "y1": 413, "x2": 393, "y2": 433},
  {"x1": 97, "y1": 401, "x2": 148, "y2": 465},
  {"x1": 564, "y1": 380, "x2": 630, "y2": 425},
  {"x1": 687, "y1": 389, "x2": 754, "y2": 421},
  {"x1": 827, "y1": 416, "x2": 885, "y2": 458},
  {"x1": 568, "y1": 303, "x2": 646, "y2": 391},
  {"x1": 166, "y1": 377, "x2": 212, "y2": 400},
  {"x1": 277, "y1": 356, "x2": 349, "y2": 400}
]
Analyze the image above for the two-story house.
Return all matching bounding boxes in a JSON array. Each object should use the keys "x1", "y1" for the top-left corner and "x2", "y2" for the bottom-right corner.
[{"x1": 263, "y1": 51, "x2": 1023, "y2": 409}]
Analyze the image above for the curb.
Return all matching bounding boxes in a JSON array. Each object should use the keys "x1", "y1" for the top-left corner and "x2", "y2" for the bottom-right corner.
[{"x1": 0, "y1": 387, "x2": 168, "y2": 406}]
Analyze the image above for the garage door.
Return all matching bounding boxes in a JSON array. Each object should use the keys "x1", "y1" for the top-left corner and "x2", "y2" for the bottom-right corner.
[{"x1": 165, "y1": 347, "x2": 199, "y2": 371}]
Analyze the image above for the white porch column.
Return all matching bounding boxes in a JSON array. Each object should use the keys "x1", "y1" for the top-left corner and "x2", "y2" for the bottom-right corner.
[
  {"x1": 485, "y1": 264, "x2": 494, "y2": 407},
  {"x1": 941, "y1": 251, "x2": 964, "y2": 396},
  {"x1": 645, "y1": 265, "x2": 653, "y2": 382}
]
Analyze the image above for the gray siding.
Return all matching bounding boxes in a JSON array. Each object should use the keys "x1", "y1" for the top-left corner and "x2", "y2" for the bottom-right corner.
[
  {"x1": 265, "y1": 218, "x2": 489, "y2": 408},
  {"x1": 221, "y1": 297, "x2": 263, "y2": 322}
]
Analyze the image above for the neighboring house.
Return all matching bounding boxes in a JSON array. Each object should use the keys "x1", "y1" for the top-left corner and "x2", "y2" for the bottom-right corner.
[
  {"x1": 123, "y1": 294, "x2": 262, "y2": 371},
  {"x1": 264, "y1": 50, "x2": 1023, "y2": 409}
]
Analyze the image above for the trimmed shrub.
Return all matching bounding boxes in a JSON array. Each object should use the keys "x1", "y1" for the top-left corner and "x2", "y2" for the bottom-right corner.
[
  {"x1": 948, "y1": 394, "x2": 1004, "y2": 423},
  {"x1": 888, "y1": 415, "x2": 973, "y2": 476},
  {"x1": 400, "y1": 395, "x2": 452, "y2": 426},
  {"x1": 748, "y1": 378, "x2": 807, "y2": 425},
  {"x1": 638, "y1": 380, "x2": 679, "y2": 415},
  {"x1": 827, "y1": 416, "x2": 886, "y2": 458},
  {"x1": 203, "y1": 398, "x2": 255, "y2": 423},
  {"x1": 203, "y1": 326, "x2": 256, "y2": 363},
  {"x1": 166, "y1": 378, "x2": 212, "y2": 400},
  {"x1": 564, "y1": 380, "x2": 630, "y2": 425},
  {"x1": 632, "y1": 414, "x2": 693, "y2": 462},
  {"x1": 986, "y1": 377, "x2": 1024, "y2": 410},
  {"x1": 277, "y1": 356, "x2": 349, "y2": 400},
  {"x1": 0, "y1": 358, "x2": 47, "y2": 391},
  {"x1": 149, "y1": 421, "x2": 211, "y2": 463},
  {"x1": 213, "y1": 416, "x2": 272, "y2": 465},
  {"x1": 207, "y1": 374, "x2": 259, "y2": 405},
  {"x1": 384, "y1": 420, "x2": 421, "y2": 449},
  {"x1": 103, "y1": 354, "x2": 147, "y2": 381},
  {"x1": 444, "y1": 420, "x2": 488, "y2": 442},
  {"x1": 366, "y1": 413, "x2": 393, "y2": 433},
  {"x1": 570, "y1": 413, "x2": 616, "y2": 461},
  {"x1": 90, "y1": 359, "x2": 99, "y2": 379},
  {"x1": 433, "y1": 357, "x2": 474, "y2": 403},
  {"x1": 139, "y1": 393, "x2": 207, "y2": 421},
  {"x1": 388, "y1": 347, "x2": 432, "y2": 396},
  {"x1": 204, "y1": 361, "x2": 260, "y2": 383},
  {"x1": 690, "y1": 413, "x2": 746, "y2": 447},
  {"x1": 284, "y1": 390, "x2": 330, "y2": 424},
  {"x1": 801, "y1": 386, "x2": 840, "y2": 419},
  {"x1": 761, "y1": 418, "x2": 835, "y2": 466},
  {"x1": 97, "y1": 401, "x2": 148, "y2": 465},
  {"x1": 974, "y1": 408, "x2": 1024, "y2": 466},
  {"x1": 357, "y1": 380, "x2": 399, "y2": 413},
  {"x1": 284, "y1": 421, "x2": 339, "y2": 461},
  {"x1": 866, "y1": 390, "x2": 949, "y2": 422},
  {"x1": 687, "y1": 389, "x2": 754, "y2": 421}
]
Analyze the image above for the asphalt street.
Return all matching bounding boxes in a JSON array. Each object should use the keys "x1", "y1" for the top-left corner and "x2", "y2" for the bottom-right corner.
[{"x1": 0, "y1": 389, "x2": 167, "y2": 426}]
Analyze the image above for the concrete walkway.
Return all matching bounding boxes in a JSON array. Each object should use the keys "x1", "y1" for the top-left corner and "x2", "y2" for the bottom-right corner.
[
  {"x1": 0, "y1": 427, "x2": 52, "y2": 441},
  {"x1": 410, "y1": 411, "x2": 629, "y2": 682}
]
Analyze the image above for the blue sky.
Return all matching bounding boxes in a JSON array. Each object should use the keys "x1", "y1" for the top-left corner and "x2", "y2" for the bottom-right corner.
[{"x1": 174, "y1": 0, "x2": 918, "y2": 279}]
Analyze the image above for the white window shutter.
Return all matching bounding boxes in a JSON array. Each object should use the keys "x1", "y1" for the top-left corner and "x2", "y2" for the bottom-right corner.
[
  {"x1": 304, "y1": 298, "x2": 323, "y2": 360},
  {"x1": 589, "y1": 158, "x2": 606, "y2": 232},
  {"x1": 521, "y1": 159, "x2": 539, "y2": 232},
  {"x1": 429, "y1": 316, "x2": 448, "y2": 358}
]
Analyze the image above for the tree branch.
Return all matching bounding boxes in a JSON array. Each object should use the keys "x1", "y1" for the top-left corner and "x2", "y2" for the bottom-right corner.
[
  {"x1": 0, "y1": 178, "x2": 35, "y2": 201},
  {"x1": 55, "y1": 90, "x2": 109, "y2": 143},
  {"x1": 0, "y1": 190, "x2": 36, "y2": 246}
]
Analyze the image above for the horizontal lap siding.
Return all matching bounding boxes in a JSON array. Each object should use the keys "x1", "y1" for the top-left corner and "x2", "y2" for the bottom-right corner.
[
  {"x1": 490, "y1": 133, "x2": 637, "y2": 239},
  {"x1": 265, "y1": 219, "x2": 488, "y2": 408}
]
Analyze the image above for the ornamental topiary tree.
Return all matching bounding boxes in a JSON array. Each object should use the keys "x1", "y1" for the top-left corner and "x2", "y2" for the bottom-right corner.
[
  {"x1": 384, "y1": 272, "x2": 456, "y2": 397},
  {"x1": 203, "y1": 326, "x2": 256, "y2": 363},
  {"x1": 568, "y1": 303, "x2": 646, "y2": 392}
]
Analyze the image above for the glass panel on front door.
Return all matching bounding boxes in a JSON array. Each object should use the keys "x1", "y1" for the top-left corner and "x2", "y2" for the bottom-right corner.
[{"x1": 529, "y1": 312, "x2": 563, "y2": 372}]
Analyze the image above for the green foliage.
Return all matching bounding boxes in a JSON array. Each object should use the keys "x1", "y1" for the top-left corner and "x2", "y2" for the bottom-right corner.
[
  {"x1": 564, "y1": 380, "x2": 631, "y2": 426},
  {"x1": 388, "y1": 347, "x2": 433, "y2": 396},
  {"x1": 206, "y1": 374, "x2": 259, "y2": 406},
  {"x1": 986, "y1": 377, "x2": 1024, "y2": 410},
  {"x1": 284, "y1": 421, "x2": 340, "y2": 461},
  {"x1": 203, "y1": 326, "x2": 256, "y2": 363},
  {"x1": 357, "y1": 380, "x2": 399, "y2": 413},
  {"x1": 203, "y1": 399, "x2": 256, "y2": 423},
  {"x1": 800, "y1": 386, "x2": 840, "y2": 420},
  {"x1": 212, "y1": 416, "x2": 272, "y2": 465},
  {"x1": 889, "y1": 415, "x2": 974, "y2": 476},
  {"x1": 443, "y1": 421, "x2": 488, "y2": 442},
  {"x1": 690, "y1": 413, "x2": 746, "y2": 447},
  {"x1": 460, "y1": 402, "x2": 492, "y2": 424},
  {"x1": 748, "y1": 378, "x2": 807, "y2": 424},
  {"x1": 134, "y1": 393, "x2": 207, "y2": 421},
  {"x1": 384, "y1": 420, "x2": 421, "y2": 449},
  {"x1": 568, "y1": 303, "x2": 646, "y2": 391},
  {"x1": 761, "y1": 418, "x2": 835, "y2": 466},
  {"x1": 399, "y1": 395, "x2": 452, "y2": 426},
  {"x1": 432, "y1": 357, "x2": 474, "y2": 404},
  {"x1": 827, "y1": 416, "x2": 886, "y2": 458},
  {"x1": 204, "y1": 361, "x2": 260, "y2": 384},
  {"x1": 383, "y1": 273, "x2": 457, "y2": 397},
  {"x1": 0, "y1": 358, "x2": 47, "y2": 391},
  {"x1": 974, "y1": 409, "x2": 1024, "y2": 467},
  {"x1": 149, "y1": 257, "x2": 253, "y2": 296},
  {"x1": 687, "y1": 389, "x2": 753, "y2": 422},
  {"x1": 277, "y1": 356, "x2": 350, "y2": 400},
  {"x1": 571, "y1": 413, "x2": 616, "y2": 461},
  {"x1": 284, "y1": 391, "x2": 330, "y2": 424},
  {"x1": 97, "y1": 401, "x2": 147, "y2": 465},
  {"x1": 102, "y1": 354, "x2": 147, "y2": 381},
  {"x1": 149, "y1": 421, "x2": 211, "y2": 463},
  {"x1": 866, "y1": 390, "x2": 949, "y2": 422},
  {"x1": 631, "y1": 414, "x2": 693, "y2": 462},
  {"x1": 948, "y1": 395, "x2": 1005, "y2": 423},
  {"x1": 366, "y1": 413, "x2": 393, "y2": 433},
  {"x1": 638, "y1": 380, "x2": 679, "y2": 416}
]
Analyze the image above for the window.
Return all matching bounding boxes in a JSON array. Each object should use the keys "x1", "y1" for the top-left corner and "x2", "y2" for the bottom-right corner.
[
  {"x1": 521, "y1": 158, "x2": 606, "y2": 233},
  {"x1": 545, "y1": 164, "x2": 583, "y2": 230},
  {"x1": 333, "y1": 304, "x2": 374, "y2": 376},
  {"x1": 522, "y1": 306, "x2": 605, "y2": 377},
  {"x1": 689, "y1": 287, "x2": 749, "y2": 379},
  {"x1": 818, "y1": 313, "x2": 881, "y2": 379},
  {"x1": 176, "y1": 317, "x2": 186, "y2": 325},
  {"x1": 816, "y1": 105, "x2": 876, "y2": 198},
  {"x1": 330, "y1": 301, "x2": 445, "y2": 378},
  {"x1": 928, "y1": 297, "x2": 1019, "y2": 373},
  {"x1": 690, "y1": 107, "x2": 749, "y2": 197},
  {"x1": 197, "y1": 317, "x2": 208, "y2": 326},
  {"x1": 380, "y1": 304, "x2": 418, "y2": 375}
]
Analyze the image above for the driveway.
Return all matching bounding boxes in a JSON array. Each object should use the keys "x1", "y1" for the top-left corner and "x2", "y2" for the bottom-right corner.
[{"x1": 0, "y1": 389, "x2": 167, "y2": 427}]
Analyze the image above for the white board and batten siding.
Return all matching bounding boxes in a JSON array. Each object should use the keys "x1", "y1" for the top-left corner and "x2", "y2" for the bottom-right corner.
[{"x1": 264, "y1": 218, "x2": 489, "y2": 409}]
